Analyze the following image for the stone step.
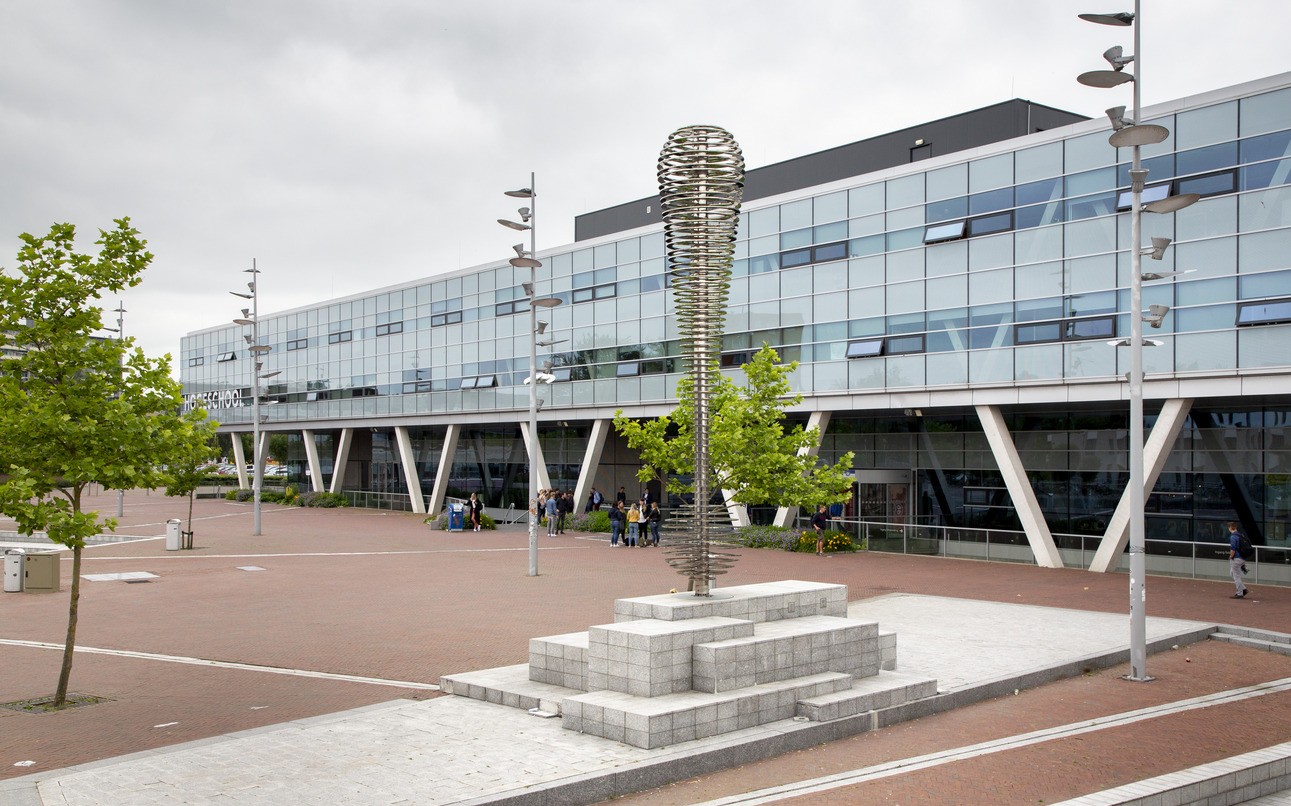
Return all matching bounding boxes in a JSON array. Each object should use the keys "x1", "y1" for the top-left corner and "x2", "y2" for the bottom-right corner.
[
  {"x1": 614, "y1": 580, "x2": 849, "y2": 624},
  {"x1": 1211, "y1": 632, "x2": 1291, "y2": 657},
  {"x1": 1214, "y1": 625, "x2": 1291, "y2": 646},
  {"x1": 693, "y1": 616, "x2": 880, "y2": 692},
  {"x1": 880, "y1": 629, "x2": 897, "y2": 671},
  {"x1": 563, "y1": 671, "x2": 856, "y2": 749},
  {"x1": 529, "y1": 631, "x2": 589, "y2": 690},
  {"x1": 439, "y1": 663, "x2": 581, "y2": 715},
  {"x1": 588, "y1": 616, "x2": 755, "y2": 697},
  {"x1": 796, "y1": 669, "x2": 939, "y2": 722}
]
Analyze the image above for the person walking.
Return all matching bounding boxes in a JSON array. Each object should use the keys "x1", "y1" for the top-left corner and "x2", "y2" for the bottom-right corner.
[
  {"x1": 1227, "y1": 521, "x2": 1252, "y2": 599},
  {"x1": 811, "y1": 504, "x2": 829, "y2": 556},
  {"x1": 647, "y1": 501, "x2": 662, "y2": 547},
  {"x1": 545, "y1": 491, "x2": 559, "y2": 537},
  {"x1": 609, "y1": 501, "x2": 625, "y2": 546},
  {"x1": 591, "y1": 487, "x2": 604, "y2": 512},
  {"x1": 627, "y1": 503, "x2": 641, "y2": 547}
]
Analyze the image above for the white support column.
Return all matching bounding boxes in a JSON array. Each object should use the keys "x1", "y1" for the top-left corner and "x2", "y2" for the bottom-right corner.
[
  {"x1": 975, "y1": 405, "x2": 1064, "y2": 569},
  {"x1": 428, "y1": 424, "x2": 461, "y2": 517},
  {"x1": 723, "y1": 490, "x2": 750, "y2": 528},
  {"x1": 773, "y1": 410, "x2": 832, "y2": 528},
  {"x1": 255, "y1": 431, "x2": 269, "y2": 481},
  {"x1": 394, "y1": 425, "x2": 426, "y2": 515},
  {"x1": 230, "y1": 433, "x2": 249, "y2": 490},
  {"x1": 329, "y1": 428, "x2": 353, "y2": 495},
  {"x1": 519, "y1": 421, "x2": 552, "y2": 492},
  {"x1": 1089, "y1": 398, "x2": 1194, "y2": 573},
  {"x1": 574, "y1": 419, "x2": 610, "y2": 511},
  {"x1": 302, "y1": 429, "x2": 324, "y2": 493}
]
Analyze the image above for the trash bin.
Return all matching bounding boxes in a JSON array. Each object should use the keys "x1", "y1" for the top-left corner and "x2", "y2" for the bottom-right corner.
[
  {"x1": 448, "y1": 503, "x2": 465, "y2": 532},
  {"x1": 166, "y1": 518, "x2": 182, "y2": 551},
  {"x1": 23, "y1": 551, "x2": 60, "y2": 592},
  {"x1": 4, "y1": 548, "x2": 26, "y2": 593}
]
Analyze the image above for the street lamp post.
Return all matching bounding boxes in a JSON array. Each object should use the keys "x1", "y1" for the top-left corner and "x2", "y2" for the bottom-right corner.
[
  {"x1": 1077, "y1": 2, "x2": 1197, "y2": 681},
  {"x1": 112, "y1": 301, "x2": 126, "y2": 517},
  {"x1": 498, "y1": 174, "x2": 561, "y2": 577},
  {"x1": 231, "y1": 261, "x2": 278, "y2": 537}
]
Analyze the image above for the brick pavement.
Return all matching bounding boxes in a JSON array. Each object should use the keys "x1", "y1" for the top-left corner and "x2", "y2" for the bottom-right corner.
[{"x1": 2, "y1": 488, "x2": 1288, "y2": 801}]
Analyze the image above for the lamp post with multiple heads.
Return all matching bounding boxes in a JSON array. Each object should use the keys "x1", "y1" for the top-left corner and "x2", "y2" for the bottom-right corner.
[
  {"x1": 100, "y1": 302, "x2": 129, "y2": 516},
  {"x1": 230, "y1": 261, "x2": 280, "y2": 537},
  {"x1": 1077, "y1": 2, "x2": 1197, "y2": 681},
  {"x1": 498, "y1": 174, "x2": 562, "y2": 577}
]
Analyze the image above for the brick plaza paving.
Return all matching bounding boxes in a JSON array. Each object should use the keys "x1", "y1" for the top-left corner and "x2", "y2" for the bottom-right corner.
[{"x1": 1, "y1": 489, "x2": 1289, "y2": 804}]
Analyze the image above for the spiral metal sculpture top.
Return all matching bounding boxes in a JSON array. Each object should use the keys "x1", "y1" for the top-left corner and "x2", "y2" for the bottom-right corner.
[{"x1": 656, "y1": 125, "x2": 745, "y2": 597}]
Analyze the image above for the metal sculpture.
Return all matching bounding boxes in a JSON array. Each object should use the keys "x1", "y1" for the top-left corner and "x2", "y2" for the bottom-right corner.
[{"x1": 656, "y1": 125, "x2": 745, "y2": 596}]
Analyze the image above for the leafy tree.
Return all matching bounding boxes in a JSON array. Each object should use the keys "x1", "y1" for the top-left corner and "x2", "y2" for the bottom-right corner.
[
  {"x1": 163, "y1": 435, "x2": 220, "y2": 541},
  {"x1": 0, "y1": 219, "x2": 216, "y2": 707},
  {"x1": 614, "y1": 345, "x2": 853, "y2": 511}
]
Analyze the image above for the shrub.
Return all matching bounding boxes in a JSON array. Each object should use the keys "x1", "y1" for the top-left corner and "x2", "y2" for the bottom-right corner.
[
  {"x1": 795, "y1": 529, "x2": 857, "y2": 553},
  {"x1": 733, "y1": 524, "x2": 799, "y2": 551},
  {"x1": 225, "y1": 489, "x2": 254, "y2": 502},
  {"x1": 295, "y1": 491, "x2": 348, "y2": 508},
  {"x1": 565, "y1": 510, "x2": 611, "y2": 533}
]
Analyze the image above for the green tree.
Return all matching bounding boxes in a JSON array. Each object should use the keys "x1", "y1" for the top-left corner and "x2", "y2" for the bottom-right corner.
[
  {"x1": 0, "y1": 219, "x2": 216, "y2": 707},
  {"x1": 614, "y1": 345, "x2": 853, "y2": 510},
  {"x1": 163, "y1": 435, "x2": 221, "y2": 540}
]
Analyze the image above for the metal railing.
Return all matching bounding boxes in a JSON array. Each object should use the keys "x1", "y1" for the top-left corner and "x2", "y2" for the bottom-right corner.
[{"x1": 801, "y1": 517, "x2": 1290, "y2": 587}]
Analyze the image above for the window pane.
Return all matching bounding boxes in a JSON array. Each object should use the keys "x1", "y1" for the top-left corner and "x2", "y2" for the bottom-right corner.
[
  {"x1": 970, "y1": 187, "x2": 1013, "y2": 216},
  {"x1": 1176, "y1": 142, "x2": 1238, "y2": 177},
  {"x1": 926, "y1": 163, "x2": 967, "y2": 201},
  {"x1": 1240, "y1": 87, "x2": 1291, "y2": 137},
  {"x1": 1177, "y1": 171, "x2": 1236, "y2": 198},
  {"x1": 970, "y1": 153, "x2": 1013, "y2": 192},
  {"x1": 886, "y1": 174, "x2": 924, "y2": 207},
  {"x1": 1174, "y1": 101, "x2": 1237, "y2": 150},
  {"x1": 848, "y1": 184, "x2": 884, "y2": 216},
  {"x1": 926, "y1": 196, "x2": 968, "y2": 223},
  {"x1": 814, "y1": 191, "x2": 848, "y2": 223},
  {"x1": 1015, "y1": 142, "x2": 1063, "y2": 183},
  {"x1": 780, "y1": 199, "x2": 812, "y2": 231}
]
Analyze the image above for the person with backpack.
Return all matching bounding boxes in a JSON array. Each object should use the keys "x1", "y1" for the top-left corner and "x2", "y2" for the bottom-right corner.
[
  {"x1": 608, "y1": 501, "x2": 625, "y2": 547},
  {"x1": 1227, "y1": 521, "x2": 1254, "y2": 599}
]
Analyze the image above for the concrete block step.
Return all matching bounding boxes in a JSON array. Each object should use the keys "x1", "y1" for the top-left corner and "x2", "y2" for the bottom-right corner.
[
  {"x1": 563, "y1": 671, "x2": 855, "y2": 749},
  {"x1": 1211, "y1": 632, "x2": 1291, "y2": 657},
  {"x1": 1214, "y1": 624, "x2": 1291, "y2": 646},
  {"x1": 529, "y1": 631, "x2": 589, "y2": 690},
  {"x1": 614, "y1": 580, "x2": 849, "y2": 624},
  {"x1": 880, "y1": 629, "x2": 897, "y2": 670},
  {"x1": 796, "y1": 669, "x2": 939, "y2": 722},
  {"x1": 440, "y1": 663, "x2": 582, "y2": 715},
  {"x1": 692, "y1": 616, "x2": 880, "y2": 692}
]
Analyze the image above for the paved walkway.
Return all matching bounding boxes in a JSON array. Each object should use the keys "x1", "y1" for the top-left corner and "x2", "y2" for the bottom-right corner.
[{"x1": 2, "y1": 490, "x2": 1289, "y2": 804}]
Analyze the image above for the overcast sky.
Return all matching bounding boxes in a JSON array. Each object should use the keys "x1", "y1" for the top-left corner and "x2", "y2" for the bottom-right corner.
[{"x1": 2, "y1": 1, "x2": 1286, "y2": 366}]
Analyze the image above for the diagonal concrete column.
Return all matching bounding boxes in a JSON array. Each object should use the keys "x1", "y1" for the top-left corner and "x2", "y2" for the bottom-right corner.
[
  {"x1": 255, "y1": 431, "x2": 269, "y2": 481},
  {"x1": 394, "y1": 425, "x2": 426, "y2": 515},
  {"x1": 1089, "y1": 398, "x2": 1193, "y2": 573},
  {"x1": 519, "y1": 421, "x2": 552, "y2": 492},
  {"x1": 230, "y1": 433, "x2": 249, "y2": 490},
  {"x1": 773, "y1": 411, "x2": 832, "y2": 528},
  {"x1": 328, "y1": 428, "x2": 353, "y2": 495},
  {"x1": 574, "y1": 419, "x2": 610, "y2": 511},
  {"x1": 302, "y1": 429, "x2": 324, "y2": 493},
  {"x1": 428, "y1": 424, "x2": 461, "y2": 517},
  {"x1": 723, "y1": 490, "x2": 751, "y2": 528},
  {"x1": 975, "y1": 405, "x2": 1064, "y2": 568}
]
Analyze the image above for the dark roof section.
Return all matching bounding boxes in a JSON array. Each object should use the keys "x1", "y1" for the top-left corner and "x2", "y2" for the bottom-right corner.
[{"x1": 574, "y1": 99, "x2": 1089, "y2": 242}]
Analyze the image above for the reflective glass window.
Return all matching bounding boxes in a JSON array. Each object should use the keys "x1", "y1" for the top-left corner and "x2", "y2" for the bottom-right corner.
[
  {"x1": 1241, "y1": 130, "x2": 1291, "y2": 164},
  {"x1": 849, "y1": 234, "x2": 885, "y2": 257},
  {"x1": 926, "y1": 163, "x2": 966, "y2": 201},
  {"x1": 924, "y1": 220, "x2": 965, "y2": 243},
  {"x1": 781, "y1": 228, "x2": 812, "y2": 250},
  {"x1": 814, "y1": 191, "x2": 848, "y2": 223},
  {"x1": 970, "y1": 187, "x2": 1013, "y2": 216},
  {"x1": 1015, "y1": 177, "x2": 1062, "y2": 207},
  {"x1": 1236, "y1": 298, "x2": 1291, "y2": 326},
  {"x1": 969, "y1": 153, "x2": 1013, "y2": 192},
  {"x1": 1240, "y1": 87, "x2": 1291, "y2": 137},
  {"x1": 886, "y1": 174, "x2": 924, "y2": 208},
  {"x1": 747, "y1": 207, "x2": 779, "y2": 237},
  {"x1": 813, "y1": 221, "x2": 848, "y2": 244},
  {"x1": 1241, "y1": 160, "x2": 1291, "y2": 191},
  {"x1": 848, "y1": 184, "x2": 884, "y2": 216},
  {"x1": 1177, "y1": 142, "x2": 1238, "y2": 177},
  {"x1": 781, "y1": 199, "x2": 813, "y2": 231},
  {"x1": 846, "y1": 339, "x2": 883, "y2": 358},
  {"x1": 1177, "y1": 170, "x2": 1237, "y2": 199},
  {"x1": 969, "y1": 233, "x2": 1013, "y2": 270},
  {"x1": 1175, "y1": 101, "x2": 1237, "y2": 150},
  {"x1": 1065, "y1": 130, "x2": 1116, "y2": 172},
  {"x1": 1015, "y1": 142, "x2": 1063, "y2": 183},
  {"x1": 1015, "y1": 203, "x2": 1064, "y2": 230},
  {"x1": 926, "y1": 196, "x2": 967, "y2": 223},
  {"x1": 968, "y1": 212, "x2": 1013, "y2": 237},
  {"x1": 886, "y1": 334, "x2": 925, "y2": 354}
]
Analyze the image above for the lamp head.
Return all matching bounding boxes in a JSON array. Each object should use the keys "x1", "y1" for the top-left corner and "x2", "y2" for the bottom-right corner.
[
  {"x1": 1144, "y1": 304, "x2": 1171, "y2": 328},
  {"x1": 1147, "y1": 236, "x2": 1172, "y2": 261},
  {"x1": 522, "y1": 282, "x2": 535, "y2": 296},
  {"x1": 512, "y1": 243, "x2": 529, "y2": 259},
  {"x1": 535, "y1": 319, "x2": 548, "y2": 335},
  {"x1": 1102, "y1": 45, "x2": 1135, "y2": 71},
  {"x1": 504, "y1": 187, "x2": 534, "y2": 199},
  {"x1": 1106, "y1": 106, "x2": 1128, "y2": 130},
  {"x1": 1078, "y1": 11, "x2": 1135, "y2": 26},
  {"x1": 497, "y1": 218, "x2": 531, "y2": 231},
  {"x1": 1129, "y1": 168, "x2": 1149, "y2": 194},
  {"x1": 518, "y1": 207, "x2": 532, "y2": 222},
  {"x1": 229, "y1": 291, "x2": 253, "y2": 300}
]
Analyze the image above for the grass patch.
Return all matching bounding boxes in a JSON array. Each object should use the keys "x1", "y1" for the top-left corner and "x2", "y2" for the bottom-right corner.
[{"x1": 2, "y1": 693, "x2": 110, "y2": 713}]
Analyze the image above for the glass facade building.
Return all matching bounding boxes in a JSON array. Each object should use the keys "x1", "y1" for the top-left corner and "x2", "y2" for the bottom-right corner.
[{"x1": 182, "y1": 73, "x2": 1291, "y2": 568}]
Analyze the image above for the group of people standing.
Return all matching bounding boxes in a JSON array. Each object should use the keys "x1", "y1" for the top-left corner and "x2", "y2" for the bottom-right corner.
[
  {"x1": 538, "y1": 489, "x2": 576, "y2": 536},
  {"x1": 607, "y1": 488, "x2": 661, "y2": 547}
]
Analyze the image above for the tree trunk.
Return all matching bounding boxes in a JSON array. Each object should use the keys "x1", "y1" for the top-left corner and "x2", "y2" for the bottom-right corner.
[
  {"x1": 54, "y1": 544, "x2": 83, "y2": 706},
  {"x1": 187, "y1": 490, "x2": 195, "y2": 538}
]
